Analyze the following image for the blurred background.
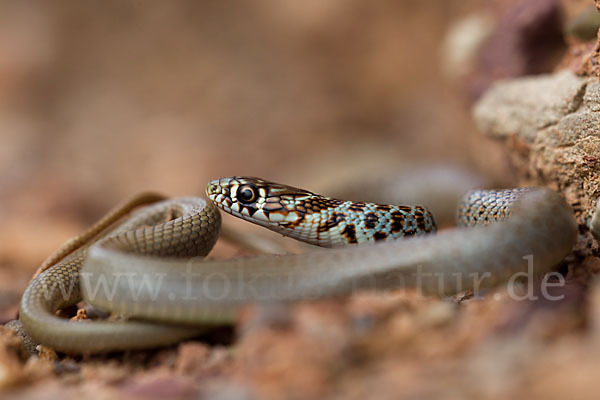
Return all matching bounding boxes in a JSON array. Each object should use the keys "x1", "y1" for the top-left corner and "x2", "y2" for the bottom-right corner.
[
  {"x1": 1, "y1": 0, "x2": 598, "y2": 398},
  {"x1": 0, "y1": 0, "x2": 502, "y2": 295}
]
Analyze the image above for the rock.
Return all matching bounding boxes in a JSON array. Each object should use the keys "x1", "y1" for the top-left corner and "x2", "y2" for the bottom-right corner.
[
  {"x1": 468, "y1": 0, "x2": 565, "y2": 100},
  {"x1": 473, "y1": 71, "x2": 588, "y2": 142},
  {"x1": 585, "y1": 81, "x2": 600, "y2": 111},
  {"x1": 473, "y1": 70, "x2": 600, "y2": 253}
]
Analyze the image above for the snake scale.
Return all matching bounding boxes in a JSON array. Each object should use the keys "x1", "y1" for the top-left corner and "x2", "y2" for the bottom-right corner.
[{"x1": 19, "y1": 176, "x2": 577, "y2": 354}]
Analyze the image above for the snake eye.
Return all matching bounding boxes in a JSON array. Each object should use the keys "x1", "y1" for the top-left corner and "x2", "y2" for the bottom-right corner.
[{"x1": 236, "y1": 184, "x2": 258, "y2": 204}]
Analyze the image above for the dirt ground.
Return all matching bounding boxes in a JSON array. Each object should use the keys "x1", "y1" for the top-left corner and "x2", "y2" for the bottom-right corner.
[{"x1": 1, "y1": 1, "x2": 599, "y2": 399}]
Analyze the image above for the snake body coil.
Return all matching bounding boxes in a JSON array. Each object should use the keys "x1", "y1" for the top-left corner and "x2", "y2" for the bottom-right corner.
[{"x1": 19, "y1": 177, "x2": 577, "y2": 354}]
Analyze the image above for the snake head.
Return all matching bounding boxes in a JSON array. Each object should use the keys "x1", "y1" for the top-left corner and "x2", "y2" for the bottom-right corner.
[{"x1": 206, "y1": 176, "x2": 314, "y2": 228}]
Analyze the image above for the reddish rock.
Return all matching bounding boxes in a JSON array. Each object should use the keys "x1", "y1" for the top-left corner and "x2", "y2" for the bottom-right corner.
[{"x1": 469, "y1": 0, "x2": 566, "y2": 100}]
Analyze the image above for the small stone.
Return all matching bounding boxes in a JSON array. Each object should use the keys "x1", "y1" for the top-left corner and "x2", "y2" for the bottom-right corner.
[
  {"x1": 70, "y1": 308, "x2": 88, "y2": 321},
  {"x1": 36, "y1": 345, "x2": 57, "y2": 361},
  {"x1": 417, "y1": 301, "x2": 458, "y2": 328}
]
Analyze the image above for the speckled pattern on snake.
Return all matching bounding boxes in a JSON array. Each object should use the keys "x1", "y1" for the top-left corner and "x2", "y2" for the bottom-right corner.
[{"x1": 19, "y1": 176, "x2": 577, "y2": 354}]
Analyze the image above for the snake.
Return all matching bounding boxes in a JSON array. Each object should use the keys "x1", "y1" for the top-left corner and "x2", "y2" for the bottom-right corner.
[{"x1": 18, "y1": 176, "x2": 577, "y2": 354}]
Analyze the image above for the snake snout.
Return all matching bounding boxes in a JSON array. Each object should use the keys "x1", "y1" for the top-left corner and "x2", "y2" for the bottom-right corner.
[{"x1": 206, "y1": 181, "x2": 222, "y2": 198}]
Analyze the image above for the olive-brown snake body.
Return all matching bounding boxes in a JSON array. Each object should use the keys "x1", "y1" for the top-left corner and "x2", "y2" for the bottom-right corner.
[{"x1": 19, "y1": 178, "x2": 577, "y2": 354}]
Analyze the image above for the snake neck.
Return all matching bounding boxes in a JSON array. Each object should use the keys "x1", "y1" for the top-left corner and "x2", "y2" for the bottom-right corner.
[{"x1": 207, "y1": 176, "x2": 436, "y2": 247}]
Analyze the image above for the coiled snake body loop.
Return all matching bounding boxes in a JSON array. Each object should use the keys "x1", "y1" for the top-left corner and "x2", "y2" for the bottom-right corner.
[{"x1": 19, "y1": 177, "x2": 577, "y2": 354}]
